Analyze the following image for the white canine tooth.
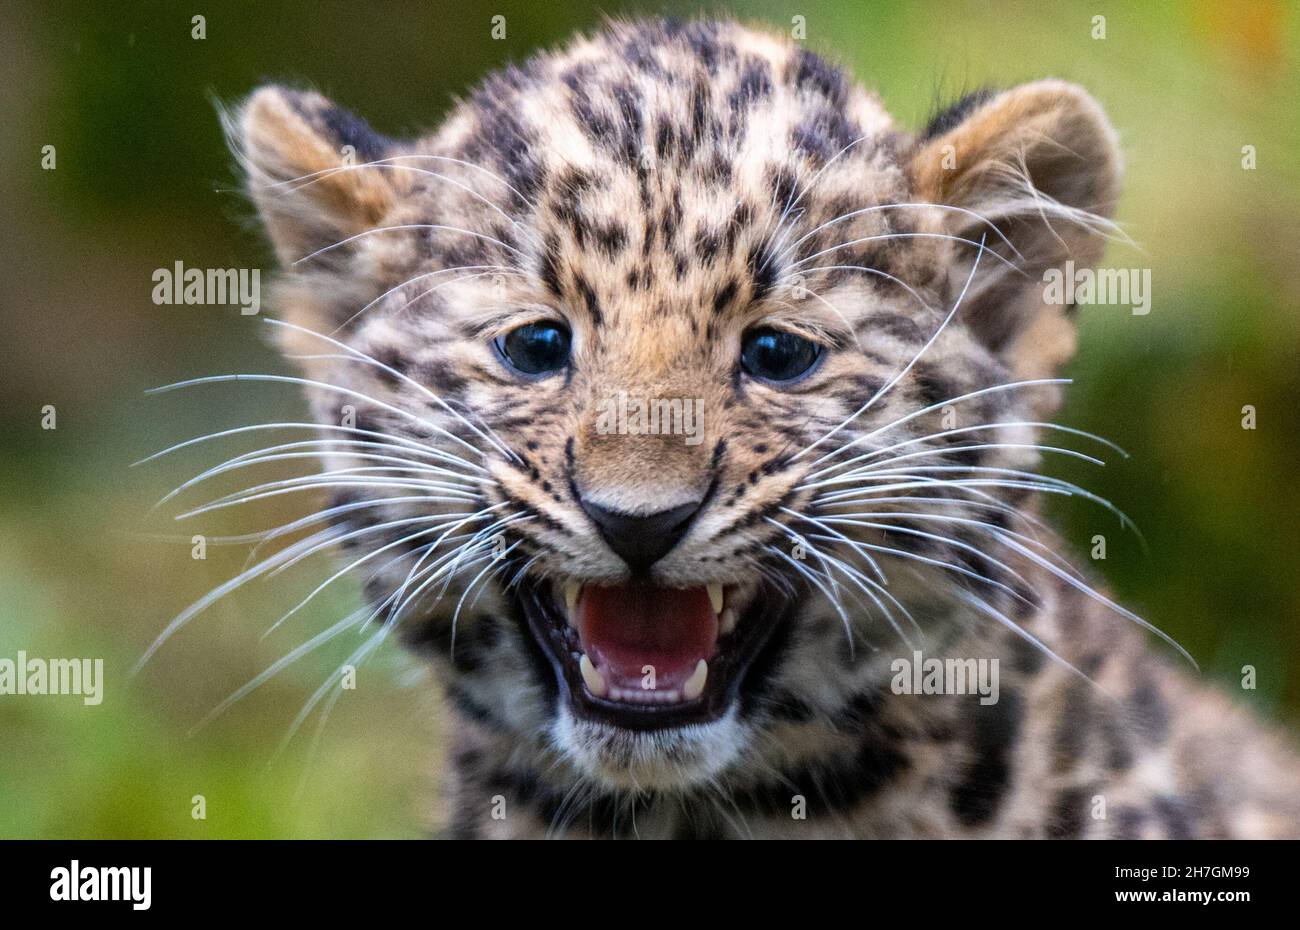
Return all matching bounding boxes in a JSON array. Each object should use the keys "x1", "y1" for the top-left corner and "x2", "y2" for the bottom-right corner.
[
  {"x1": 718, "y1": 607, "x2": 737, "y2": 636},
  {"x1": 683, "y1": 659, "x2": 708, "y2": 701},
  {"x1": 564, "y1": 581, "x2": 581, "y2": 618},
  {"x1": 707, "y1": 584, "x2": 724, "y2": 615},
  {"x1": 579, "y1": 654, "x2": 607, "y2": 697}
]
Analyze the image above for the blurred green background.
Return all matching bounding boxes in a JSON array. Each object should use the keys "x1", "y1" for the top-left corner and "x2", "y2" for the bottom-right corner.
[{"x1": 1, "y1": 0, "x2": 1297, "y2": 838}]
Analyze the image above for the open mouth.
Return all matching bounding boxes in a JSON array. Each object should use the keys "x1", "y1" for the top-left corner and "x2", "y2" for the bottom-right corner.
[{"x1": 518, "y1": 576, "x2": 792, "y2": 730}]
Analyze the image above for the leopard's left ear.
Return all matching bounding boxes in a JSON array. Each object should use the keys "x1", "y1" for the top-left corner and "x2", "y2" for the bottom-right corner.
[{"x1": 910, "y1": 81, "x2": 1122, "y2": 378}]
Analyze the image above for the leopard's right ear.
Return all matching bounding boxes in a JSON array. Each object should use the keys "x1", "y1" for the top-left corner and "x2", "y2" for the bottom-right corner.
[{"x1": 229, "y1": 86, "x2": 397, "y2": 267}]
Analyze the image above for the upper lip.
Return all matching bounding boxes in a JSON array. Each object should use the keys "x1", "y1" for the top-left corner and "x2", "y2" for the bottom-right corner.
[{"x1": 515, "y1": 576, "x2": 793, "y2": 730}]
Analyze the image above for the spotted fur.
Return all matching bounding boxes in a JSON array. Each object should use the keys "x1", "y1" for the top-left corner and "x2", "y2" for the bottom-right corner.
[{"x1": 230, "y1": 18, "x2": 1300, "y2": 838}]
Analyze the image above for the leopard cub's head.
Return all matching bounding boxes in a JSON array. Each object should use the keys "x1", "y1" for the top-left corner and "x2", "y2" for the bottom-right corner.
[{"x1": 235, "y1": 19, "x2": 1119, "y2": 791}]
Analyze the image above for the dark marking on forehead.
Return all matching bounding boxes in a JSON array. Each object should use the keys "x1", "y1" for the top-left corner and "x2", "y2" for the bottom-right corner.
[
  {"x1": 592, "y1": 222, "x2": 628, "y2": 259},
  {"x1": 746, "y1": 242, "x2": 778, "y2": 298},
  {"x1": 713, "y1": 279, "x2": 738, "y2": 315},
  {"x1": 459, "y1": 83, "x2": 544, "y2": 206},
  {"x1": 790, "y1": 48, "x2": 848, "y2": 107},
  {"x1": 791, "y1": 107, "x2": 860, "y2": 162},
  {"x1": 538, "y1": 234, "x2": 563, "y2": 297},
  {"x1": 730, "y1": 57, "x2": 773, "y2": 113},
  {"x1": 574, "y1": 274, "x2": 602, "y2": 327},
  {"x1": 611, "y1": 81, "x2": 645, "y2": 163},
  {"x1": 694, "y1": 228, "x2": 722, "y2": 264},
  {"x1": 679, "y1": 78, "x2": 712, "y2": 161},
  {"x1": 682, "y1": 19, "x2": 727, "y2": 74}
]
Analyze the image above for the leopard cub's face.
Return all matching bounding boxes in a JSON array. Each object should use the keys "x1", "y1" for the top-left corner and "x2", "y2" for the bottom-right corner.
[{"x1": 237, "y1": 20, "x2": 1119, "y2": 790}]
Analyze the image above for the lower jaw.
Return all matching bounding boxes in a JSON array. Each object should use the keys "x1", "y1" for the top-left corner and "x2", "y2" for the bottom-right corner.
[{"x1": 516, "y1": 577, "x2": 795, "y2": 732}]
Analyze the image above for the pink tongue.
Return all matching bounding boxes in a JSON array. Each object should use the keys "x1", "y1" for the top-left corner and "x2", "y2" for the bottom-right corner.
[{"x1": 578, "y1": 583, "x2": 717, "y2": 689}]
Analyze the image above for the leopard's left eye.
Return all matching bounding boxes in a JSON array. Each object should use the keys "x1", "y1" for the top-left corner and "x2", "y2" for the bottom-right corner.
[
  {"x1": 494, "y1": 321, "x2": 571, "y2": 376},
  {"x1": 740, "y1": 327, "x2": 822, "y2": 384}
]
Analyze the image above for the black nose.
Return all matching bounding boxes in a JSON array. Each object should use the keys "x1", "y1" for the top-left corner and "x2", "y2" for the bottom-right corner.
[{"x1": 579, "y1": 498, "x2": 703, "y2": 572}]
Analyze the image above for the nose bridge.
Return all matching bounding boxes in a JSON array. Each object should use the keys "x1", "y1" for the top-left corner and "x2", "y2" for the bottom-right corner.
[{"x1": 574, "y1": 338, "x2": 713, "y2": 513}]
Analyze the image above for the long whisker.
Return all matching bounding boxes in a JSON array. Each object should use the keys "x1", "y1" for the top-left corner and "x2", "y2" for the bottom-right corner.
[
  {"x1": 383, "y1": 509, "x2": 527, "y2": 630},
  {"x1": 193, "y1": 599, "x2": 380, "y2": 734},
  {"x1": 988, "y1": 529, "x2": 1196, "y2": 668},
  {"x1": 156, "y1": 448, "x2": 479, "y2": 511},
  {"x1": 133, "y1": 421, "x2": 459, "y2": 470},
  {"x1": 330, "y1": 264, "x2": 523, "y2": 334},
  {"x1": 812, "y1": 508, "x2": 1080, "y2": 578},
  {"x1": 775, "y1": 202, "x2": 1026, "y2": 267},
  {"x1": 147, "y1": 373, "x2": 491, "y2": 466},
  {"x1": 261, "y1": 153, "x2": 539, "y2": 212},
  {"x1": 766, "y1": 544, "x2": 857, "y2": 655},
  {"x1": 260, "y1": 514, "x2": 488, "y2": 638},
  {"x1": 805, "y1": 515, "x2": 1035, "y2": 595},
  {"x1": 801, "y1": 377, "x2": 1072, "y2": 470},
  {"x1": 803, "y1": 419, "x2": 1127, "y2": 483},
  {"x1": 957, "y1": 589, "x2": 1091, "y2": 683},
  {"x1": 778, "y1": 264, "x2": 937, "y2": 315},
  {"x1": 768, "y1": 517, "x2": 918, "y2": 645},
  {"x1": 265, "y1": 317, "x2": 519, "y2": 463},
  {"x1": 292, "y1": 223, "x2": 526, "y2": 267},
  {"x1": 801, "y1": 441, "x2": 1105, "y2": 493},
  {"x1": 810, "y1": 465, "x2": 1142, "y2": 538},
  {"x1": 787, "y1": 231, "x2": 1019, "y2": 275},
  {"x1": 176, "y1": 475, "x2": 479, "y2": 521},
  {"x1": 131, "y1": 525, "x2": 344, "y2": 674},
  {"x1": 276, "y1": 162, "x2": 540, "y2": 247},
  {"x1": 795, "y1": 234, "x2": 990, "y2": 462},
  {"x1": 766, "y1": 134, "x2": 872, "y2": 258}
]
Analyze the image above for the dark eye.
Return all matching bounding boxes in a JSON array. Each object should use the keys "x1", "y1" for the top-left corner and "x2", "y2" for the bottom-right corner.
[
  {"x1": 495, "y1": 321, "x2": 572, "y2": 376},
  {"x1": 740, "y1": 328, "x2": 822, "y2": 383}
]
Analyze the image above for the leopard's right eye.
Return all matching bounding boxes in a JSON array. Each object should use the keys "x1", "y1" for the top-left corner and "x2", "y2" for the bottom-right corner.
[{"x1": 494, "y1": 321, "x2": 572, "y2": 377}]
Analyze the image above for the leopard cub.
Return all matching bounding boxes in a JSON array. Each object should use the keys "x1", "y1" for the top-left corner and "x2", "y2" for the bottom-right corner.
[{"x1": 229, "y1": 18, "x2": 1300, "y2": 838}]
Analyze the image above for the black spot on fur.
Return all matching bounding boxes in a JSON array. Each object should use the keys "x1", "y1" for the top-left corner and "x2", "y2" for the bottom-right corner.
[
  {"x1": 729, "y1": 726, "x2": 908, "y2": 818},
  {"x1": 712, "y1": 279, "x2": 738, "y2": 315},
  {"x1": 574, "y1": 274, "x2": 603, "y2": 327},
  {"x1": 1152, "y1": 795, "x2": 1194, "y2": 839},
  {"x1": 922, "y1": 87, "x2": 996, "y2": 140},
  {"x1": 746, "y1": 242, "x2": 777, "y2": 298},
  {"x1": 1052, "y1": 681, "x2": 1091, "y2": 773},
  {"x1": 1048, "y1": 787, "x2": 1090, "y2": 839},
  {"x1": 593, "y1": 222, "x2": 628, "y2": 259},
  {"x1": 731, "y1": 58, "x2": 772, "y2": 111},
  {"x1": 950, "y1": 690, "x2": 1023, "y2": 826},
  {"x1": 539, "y1": 235, "x2": 563, "y2": 296},
  {"x1": 315, "y1": 103, "x2": 389, "y2": 162},
  {"x1": 790, "y1": 49, "x2": 847, "y2": 106},
  {"x1": 1113, "y1": 805, "x2": 1146, "y2": 839},
  {"x1": 1130, "y1": 676, "x2": 1170, "y2": 743}
]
